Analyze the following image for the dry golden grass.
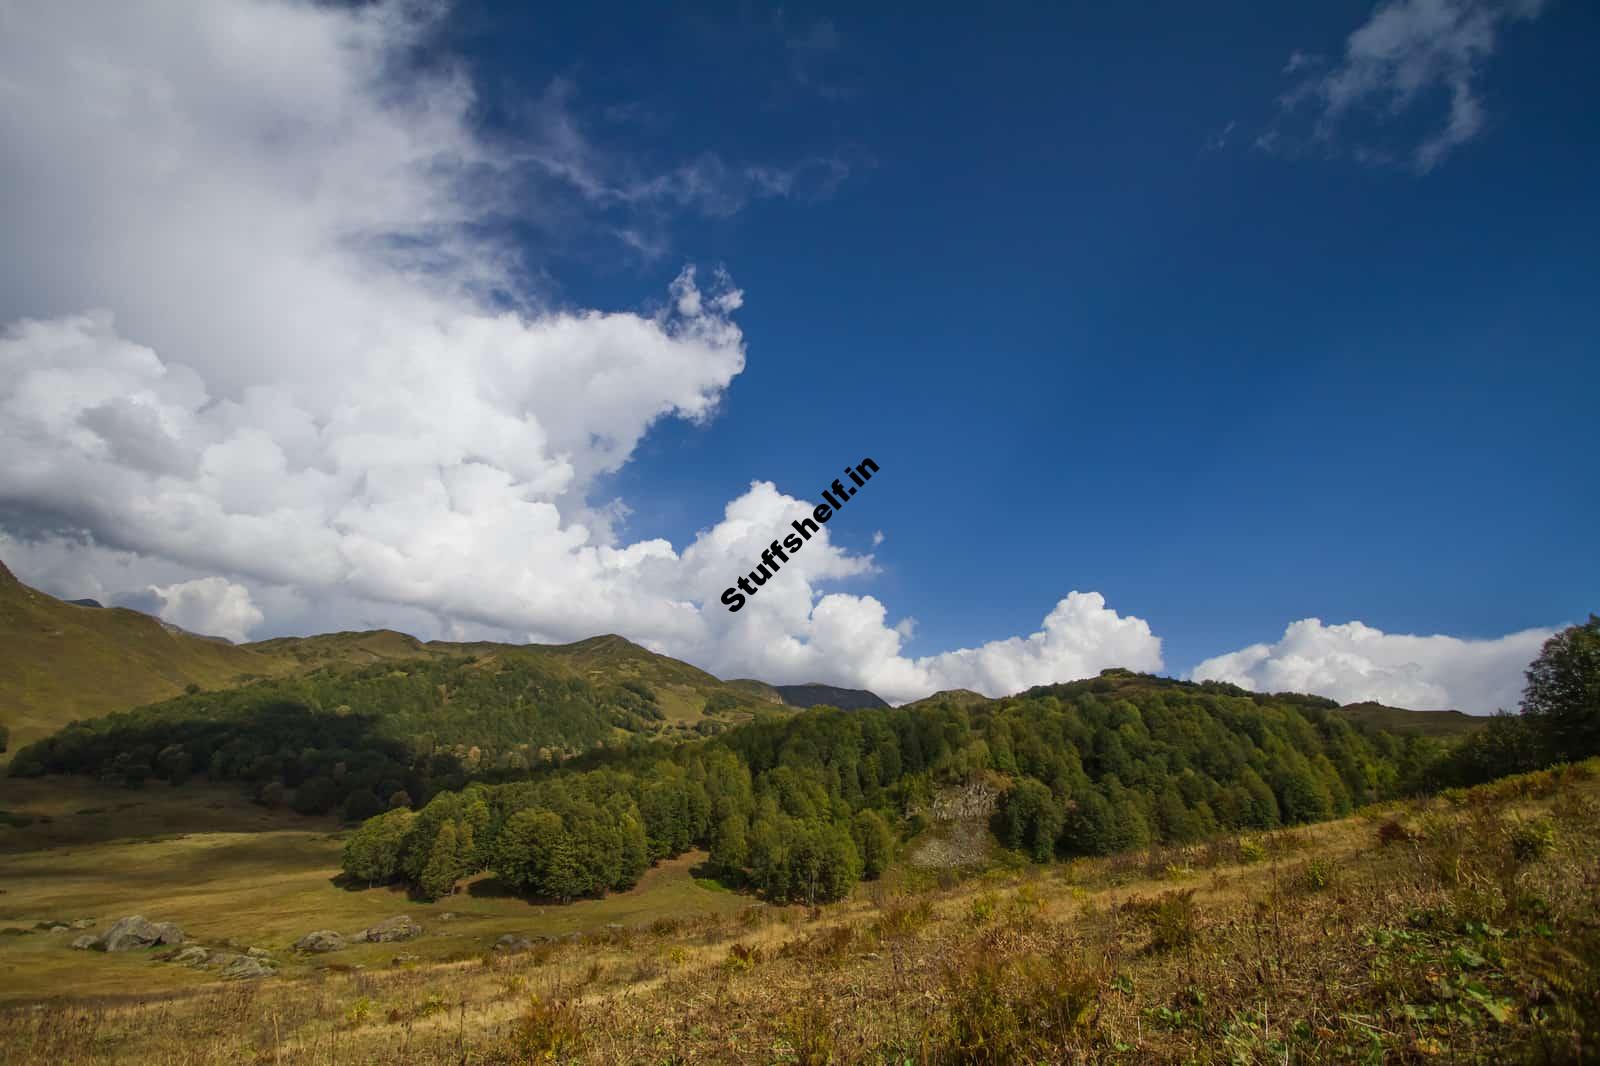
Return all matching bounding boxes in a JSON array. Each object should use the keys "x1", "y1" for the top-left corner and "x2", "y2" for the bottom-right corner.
[{"x1": 3, "y1": 764, "x2": 1599, "y2": 1063}]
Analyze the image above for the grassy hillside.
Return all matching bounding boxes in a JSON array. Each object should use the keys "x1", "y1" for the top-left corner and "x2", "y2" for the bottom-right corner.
[
  {"x1": 0, "y1": 561, "x2": 288, "y2": 754},
  {"x1": 1, "y1": 560, "x2": 773, "y2": 764},
  {"x1": 1, "y1": 761, "x2": 1594, "y2": 1063}
]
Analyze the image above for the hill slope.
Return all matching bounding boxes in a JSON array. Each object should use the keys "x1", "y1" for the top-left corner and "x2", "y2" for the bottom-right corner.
[
  {"x1": 1334, "y1": 699, "x2": 1484, "y2": 737},
  {"x1": 771, "y1": 682, "x2": 890, "y2": 710},
  {"x1": 0, "y1": 561, "x2": 288, "y2": 753}
]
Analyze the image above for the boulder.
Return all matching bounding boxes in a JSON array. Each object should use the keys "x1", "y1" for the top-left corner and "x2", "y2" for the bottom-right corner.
[
  {"x1": 246, "y1": 947, "x2": 272, "y2": 959},
  {"x1": 172, "y1": 946, "x2": 209, "y2": 966},
  {"x1": 150, "y1": 922, "x2": 185, "y2": 946},
  {"x1": 69, "y1": 918, "x2": 96, "y2": 930},
  {"x1": 71, "y1": 934, "x2": 98, "y2": 950},
  {"x1": 220, "y1": 955, "x2": 274, "y2": 980},
  {"x1": 100, "y1": 916, "x2": 160, "y2": 952},
  {"x1": 494, "y1": 934, "x2": 533, "y2": 953},
  {"x1": 295, "y1": 930, "x2": 346, "y2": 953},
  {"x1": 363, "y1": 915, "x2": 422, "y2": 943}
]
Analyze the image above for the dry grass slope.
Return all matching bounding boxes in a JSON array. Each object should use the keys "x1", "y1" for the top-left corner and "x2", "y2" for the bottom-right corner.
[
  {"x1": 3, "y1": 762, "x2": 1596, "y2": 1064},
  {"x1": 0, "y1": 562, "x2": 290, "y2": 754}
]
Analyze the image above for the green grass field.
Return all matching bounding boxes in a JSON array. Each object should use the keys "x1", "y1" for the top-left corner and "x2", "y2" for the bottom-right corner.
[{"x1": 0, "y1": 777, "x2": 747, "y2": 1007}]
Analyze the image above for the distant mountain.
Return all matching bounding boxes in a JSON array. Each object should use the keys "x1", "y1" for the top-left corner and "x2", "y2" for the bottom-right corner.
[
  {"x1": 902, "y1": 688, "x2": 987, "y2": 709},
  {"x1": 726, "y1": 678, "x2": 890, "y2": 710},
  {"x1": 1335, "y1": 700, "x2": 1485, "y2": 737},
  {"x1": 771, "y1": 682, "x2": 890, "y2": 711},
  {"x1": 725, "y1": 678, "x2": 787, "y2": 705},
  {"x1": 0, "y1": 559, "x2": 289, "y2": 754}
]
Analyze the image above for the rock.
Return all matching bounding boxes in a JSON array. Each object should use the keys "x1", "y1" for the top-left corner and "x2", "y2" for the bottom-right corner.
[
  {"x1": 150, "y1": 922, "x2": 185, "y2": 946},
  {"x1": 363, "y1": 915, "x2": 422, "y2": 943},
  {"x1": 172, "y1": 946, "x2": 209, "y2": 966},
  {"x1": 70, "y1": 918, "x2": 96, "y2": 930},
  {"x1": 71, "y1": 934, "x2": 99, "y2": 950},
  {"x1": 47, "y1": 924, "x2": 69, "y2": 933},
  {"x1": 439, "y1": 912, "x2": 457, "y2": 922},
  {"x1": 494, "y1": 934, "x2": 532, "y2": 953},
  {"x1": 100, "y1": 916, "x2": 160, "y2": 952},
  {"x1": 295, "y1": 930, "x2": 346, "y2": 953},
  {"x1": 246, "y1": 947, "x2": 271, "y2": 959},
  {"x1": 389, "y1": 953, "x2": 419, "y2": 966},
  {"x1": 220, "y1": 955, "x2": 274, "y2": 980}
]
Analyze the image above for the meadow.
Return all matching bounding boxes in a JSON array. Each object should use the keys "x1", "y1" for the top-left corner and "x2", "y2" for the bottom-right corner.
[{"x1": 2, "y1": 761, "x2": 1595, "y2": 1064}]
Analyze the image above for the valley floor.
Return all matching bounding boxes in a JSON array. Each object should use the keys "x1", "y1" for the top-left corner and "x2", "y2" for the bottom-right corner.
[{"x1": 3, "y1": 766, "x2": 1598, "y2": 1063}]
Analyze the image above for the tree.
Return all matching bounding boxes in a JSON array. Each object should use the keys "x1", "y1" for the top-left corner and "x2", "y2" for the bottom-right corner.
[
  {"x1": 343, "y1": 808, "x2": 415, "y2": 886},
  {"x1": 292, "y1": 775, "x2": 339, "y2": 815},
  {"x1": 710, "y1": 812, "x2": 748, "y2": 877},
  {"x1": 851, "y1": 809, "x2": 895, "y2": 879},
  {"x1": 419, "y1": 822, "x2": 461, "y2": 901},
  {"x1": 997, "y1": 779, "x2": 1063, "y2": 862},
  {"x1": 1521, "y1": 615, "x2": 1600, "y2": 761},
  {"x1": 342, "y1": 787, "x2": 387, "y2": 823}
]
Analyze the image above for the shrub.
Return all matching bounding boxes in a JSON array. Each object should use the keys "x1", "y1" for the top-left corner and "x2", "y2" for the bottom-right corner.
[
  {"x1": 1134, "y1": 889, "x2": 1198, "y2": 953},
  {"x1": 1377, "y1": 819, "x2": 1415, "y2": 847},
  {"x1": 505, "y1": 995, "x2": 580, "y2": 1063},
  {"x1": 1292, "y1": 857, "x2": 1334, "y2": 895},
  {"x1": 932, "y1": 948, "x2": 1100, "y2": 1063},
  {"x1": 1507, "y1": 816, "x2": 1557, "y2": 863}
]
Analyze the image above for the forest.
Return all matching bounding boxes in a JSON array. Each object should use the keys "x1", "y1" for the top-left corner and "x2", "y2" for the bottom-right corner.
[
  {"x1": 3, "y1": 655, "x2": 703, "y2": 820},
  {"x1": 339, "y1": 671, "x2": 1446, "y2": 904},
  {"x1": 15, "y1": 617, "x2": 1597, "y2": 910}
]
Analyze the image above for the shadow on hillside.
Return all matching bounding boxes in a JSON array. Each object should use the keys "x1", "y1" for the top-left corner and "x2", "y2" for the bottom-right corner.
[
  {"x1": 687, "y1": 858, "x2": 742, "y2": 892},
  {"x1": 465, "y1": 874, "x2": 524, "y2": 900}
]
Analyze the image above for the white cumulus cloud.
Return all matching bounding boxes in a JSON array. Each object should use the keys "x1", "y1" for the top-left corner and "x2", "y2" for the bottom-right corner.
[
  {"x1": 150, "y1": 577, "x2": 265, "y2": 643},
  {"x1": 0, "y1": 0, "x2": 1160, "y2": 706},
  {"x1": 1191, "y1": 618, "x2": 1554, "y2": 714}
]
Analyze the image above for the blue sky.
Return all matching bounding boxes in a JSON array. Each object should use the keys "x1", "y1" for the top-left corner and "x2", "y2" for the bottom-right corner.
[
  {"x1": 0, "y1": 0, "x2": 1593, "y2": 710},
  {"x1": 461, "y1": 1, "x2": 1599, "y2": 673}
]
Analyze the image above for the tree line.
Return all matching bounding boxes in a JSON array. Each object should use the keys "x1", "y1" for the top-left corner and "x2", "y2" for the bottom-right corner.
[
  {"x1": 4, "y1": 655, "x2": 680, "y2": 819},
  {"x1": 339, "y1": 670, "x2": 1447, "y2": 904}
]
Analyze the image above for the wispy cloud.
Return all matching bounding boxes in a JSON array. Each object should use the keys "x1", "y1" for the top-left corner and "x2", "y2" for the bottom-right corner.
[
  {"x1": 516, "y1": 78, "x2": 852, "y2": 250},
  {"x1": 1265, "y1": 0, "x2": 1551, "y2": 172}
]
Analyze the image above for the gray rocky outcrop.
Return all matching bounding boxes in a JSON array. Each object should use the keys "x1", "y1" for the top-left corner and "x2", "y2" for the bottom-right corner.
[
  {"x1": 98, "y1": 915, "x2": 185, "y2": 952},
  {"x1": 219, "y1": 955, "x2": 274, "y2": 980},
  {"x1": 295, "y1": 929, "x2": 346, "y2": 953},
  {"x1": 362, "y1": 915, "x2": 422, "y2": 943}
]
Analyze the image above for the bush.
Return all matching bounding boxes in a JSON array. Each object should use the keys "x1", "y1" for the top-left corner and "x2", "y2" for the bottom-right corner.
[
  {"x1": 933, "y1": 948, "x2": 1101, "y2": 1063},
  {"x1": 1507, "y1": 816, "x2": 1557, "y2": 863},
  {"x1": 505, "y1": 994, "x2": 580, "y2": 1062},
  {"x1": 1122, "y1": 889, "x2": 1198, "y2": 953},
  {"x1": 1377, "y1": 819, "x2": 1415, "y2": 847}
]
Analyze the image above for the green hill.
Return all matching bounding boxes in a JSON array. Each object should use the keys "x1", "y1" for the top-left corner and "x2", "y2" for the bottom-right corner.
[
  {"x1": 771, "y1": 682, "x2": 889, "y2": 710},
  {"x1": 0, "y1": 560, "x2": 289, "y2": 755},
  {"x1": 1334, "y1": 699, "x2": 1485, "y2": 737}
]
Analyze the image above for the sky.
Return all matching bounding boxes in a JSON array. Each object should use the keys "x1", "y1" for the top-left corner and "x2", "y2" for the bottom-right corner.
[{"x1": 1, "y1": 0, "x2": 1594, "y2": 713}]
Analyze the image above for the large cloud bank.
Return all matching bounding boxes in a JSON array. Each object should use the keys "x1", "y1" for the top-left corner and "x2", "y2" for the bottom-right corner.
[
  {"x1": 1192, "y1": 618, "x2": 1554, "y2": 715},
  {"x1": 0, "y1": 0, "x2": 1163, "y2": 705}
]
